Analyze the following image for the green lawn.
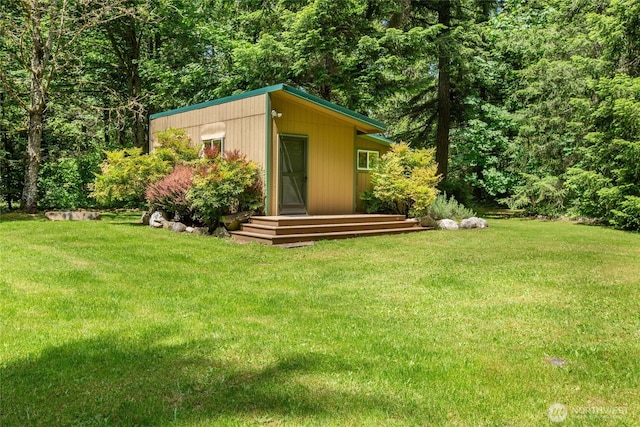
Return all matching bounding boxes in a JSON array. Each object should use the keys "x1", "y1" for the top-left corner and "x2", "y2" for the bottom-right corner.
[{"x1": 1, "y1": 213, "x2": 639, "y2": 426}]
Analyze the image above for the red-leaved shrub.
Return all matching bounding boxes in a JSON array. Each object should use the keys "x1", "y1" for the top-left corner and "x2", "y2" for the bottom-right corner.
[
  {"x1": 145, "y1": 165, "x2": 194, "y2": 221},
  {"x1": 203, "y1": 145, "x2": 220, "y2": 160},
  {"x1": 223, "y1": 149, "x2": 244, "y2": 162}
]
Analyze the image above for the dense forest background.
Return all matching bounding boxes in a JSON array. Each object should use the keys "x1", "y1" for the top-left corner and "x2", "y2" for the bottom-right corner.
[{"x1": 1, "y1": 0, "x2": 639, "y2": 229}]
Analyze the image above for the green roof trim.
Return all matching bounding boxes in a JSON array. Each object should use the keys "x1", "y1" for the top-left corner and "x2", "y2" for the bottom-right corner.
[
  {"x1": 149, "y1": 84, "x2": 284, "y2": 119},
  {"x1": 358, "y1": 133, "x2": 394, "y2": 147},
  {"x1": 150, "y1": 83, "x2": 386, "y2": 131}
]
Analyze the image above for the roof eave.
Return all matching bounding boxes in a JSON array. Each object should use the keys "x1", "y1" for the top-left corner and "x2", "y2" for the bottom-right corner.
[
  {"x1": 149, "y1": 84, "x2": 285, "y2": 120},
  {"x1": 150, "y1": 83, "x2": 386, "y2": 134},
  {"x1": 358, "y1": 133, "x2": 394, "y2": 147}
]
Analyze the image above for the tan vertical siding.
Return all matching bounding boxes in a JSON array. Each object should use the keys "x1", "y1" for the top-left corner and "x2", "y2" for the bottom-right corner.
[
  {"x1": 355, "y1": 137, "x2": 391, "y2": 212},
  {"x1": 355, "y1": 172, "x2": 372, "y2": 213},
  {"x1": 149, "y1": 94, "x2": 267, "y2": 166},
  {"x1": 271, "y1": 93, "x2": 355, "y2": 215}
]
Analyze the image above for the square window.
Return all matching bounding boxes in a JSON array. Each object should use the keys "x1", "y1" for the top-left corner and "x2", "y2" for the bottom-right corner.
[
  {"x1": 201, "y1": 138, "x2": 224, "y2": 158},
  {"x1": 357, "y1": 149, "x2": 379, "y2": 171}
]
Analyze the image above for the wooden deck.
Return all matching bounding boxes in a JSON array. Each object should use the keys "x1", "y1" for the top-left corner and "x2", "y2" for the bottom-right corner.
[{"x1": 231, "y1": 214, "x2": 426, "y2": 245}]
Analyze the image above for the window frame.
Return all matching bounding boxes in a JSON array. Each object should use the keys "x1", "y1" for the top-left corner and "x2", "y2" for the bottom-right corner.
[
  {"x1": 200, "y1": 137, "x2": 224, "y2": 158},
  {"x1": 356, "y1": 149, "x2": 379, "y2": 171}
]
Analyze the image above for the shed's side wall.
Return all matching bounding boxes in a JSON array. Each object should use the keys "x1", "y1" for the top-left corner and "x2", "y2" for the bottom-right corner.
[
  {"x1": 149, "y1": 94, "x2": 267, "y2": 166},
  {"x1": 270, "y1": 93, "x2": 356, "y2": 215},
  {"x1": 354, "y1": 137, "x2": 391, "y2": 213}
]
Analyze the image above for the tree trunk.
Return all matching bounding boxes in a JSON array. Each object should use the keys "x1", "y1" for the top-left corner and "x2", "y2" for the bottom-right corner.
[
  {"x1": 389, "y1": 0, "x2": 411, "y2": 29},
  {"x1": 20, "y1": 7, "x2": 46, "y2": 213},
  {"x1": 103, "y1": 109, "x2": 110, "y2": 146},
  {"x1": 131, "y1": 71, "x2": 147, "y2": 152},
  {"x1": 129, "y1": 36, "x2": 145, "y2": 151},
  {"x1": 319, "y1": 83, "x2": 332, "y2": 101},
  {"x1": 435, "y1": 0, "x2": 452, "y2": 179},
  {"x1": 0, "y1": 91, "x2": 8, "y2": 209},
  {"x1": 108, "y1": 17, "x2": 147, "y2": 151},
  {"x1": 21, "y1": 108, "x2": 43, "y2": 213}
]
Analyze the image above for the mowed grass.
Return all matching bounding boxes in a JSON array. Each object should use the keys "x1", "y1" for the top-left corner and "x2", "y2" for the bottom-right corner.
[{"x1": 1, "y1": 212, "x2": 639, "y2": 426}]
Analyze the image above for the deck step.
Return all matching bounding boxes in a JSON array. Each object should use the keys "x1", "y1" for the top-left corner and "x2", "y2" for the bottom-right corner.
[
  {"x1": 249, "y1": 214, "x2": 406, "y2": 227},
  {"x1": 232, "y1": 223, "x2": 425, "y2": 245},
  {"x1": 240, "y1": 220, "x2": 418, "y2": 236},
  {"x1": 231, "y1": 214, "x2": 428, "y2": 246},
  {"x1": 231, "y1": 226, "x2": 425, "y2": 245}
]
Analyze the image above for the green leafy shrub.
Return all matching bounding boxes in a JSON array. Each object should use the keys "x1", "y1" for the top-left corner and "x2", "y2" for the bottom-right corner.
[
  {"x1": 38, "y1": 149, "x2": 102, "y2": 209},
  {"x1": 145, "y1": 165, "x2": 195, "y2": 221},
  {"x1": 448, "y1": 103, "x2": 518, "y2": 203},
  {"x1": 610, "y1": 196, "x2": 640, "y2": 231},
  {"x1": 154, "y1": 128, "x2": 199, "y2": 164},
  {"x1": 187, "y1": 152, "x2": 263, "y2": 228},
  {"x1": 499, "y1": 173, "x2": 566, "y2": 216},
  {"x1": 360, "y1": 189, "x2": 396, "y2": 214},
  {"x1": 38, "y1": 157, "x2": 83, "y2": 209},
  {"x1": 0, "y1": 133, "x2": 25, "y2": 210},
  {"x1": 91, "y1": 148, "x2": 171, "y2": 208},
  {"x1": 437, "y1": 177, "x2": 473, "y2": 208},
  {"x1": 368, "y1": 143, "x2": 441, "y2": 218},
  {"x1": 561, "y1": 76, "x2": 640, "y2": 230},
  {"x1": 565, "y1": 168, "x2": 640, "y2": 230},
  {"x1": 565, "y1": 168, "x2": 612, "y2": 220},
  {"x1": 428, "y1": 193, "x2": 476, "y2": 221}
]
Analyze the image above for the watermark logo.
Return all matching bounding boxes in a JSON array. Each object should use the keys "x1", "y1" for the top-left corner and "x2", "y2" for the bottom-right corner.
[
  {"x1": 548, "y1": 403, "x2": 628, "y2": 423},
  {"x1": 548, "y1": 403, "x2": 568, "y2": 423}
]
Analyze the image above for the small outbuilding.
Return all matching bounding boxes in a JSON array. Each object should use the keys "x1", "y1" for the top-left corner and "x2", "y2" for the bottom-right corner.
[{"x1": 149, "y1": 84, "x2": 391, "y2": 216}]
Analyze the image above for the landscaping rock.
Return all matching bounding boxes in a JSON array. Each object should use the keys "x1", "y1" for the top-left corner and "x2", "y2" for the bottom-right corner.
[
  {"x1": 221, "y1": 211, "x2": 252, "y2": 231},
  {"x1": 185, "y1": 226, "x2": 194, "y2": 233},
  {"x1": 192, "y1": 227, "x2": 209, "y2": 235},
  {"x1": 163, "y1": 221, "x2": 175, "y2": 230},
  {"x1": 140, "y1": 211, "x2": 151, "y2": 225},
  {"x1": 437, "y1": 219, "x2": 459, "y2": 230},
  {"x1": 149, "y1": 211, "x2": 166, "y2": 228},
  {"x1": 572, "y1": 216, "x2": 600, "y2": 225},
  {"x1": 213, "y1": 226, "x2": 231, "y2": 238},
  {"x1": 420, "y1": 215, "x2": 437, "y2": 228},
  {"x1": 172, "y1": 222, "x2": 187, "y2": 233},
  {"x1": 45, "y1": 211, "x2": 101, "y2": 221},
  {"x1": 460, "y1": 217, "x2": 489, "y2": 229}
]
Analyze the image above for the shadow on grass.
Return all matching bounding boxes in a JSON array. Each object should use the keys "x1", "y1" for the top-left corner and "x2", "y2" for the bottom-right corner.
[
  {"x1": 0, "y1": 212, "x2": 46, "y2": 222},
  {"x1": 2, "y1": 331, "x2": 397, "y2": 425},
  {"x1": 0, "y1": 211, "x2": 141, "y2": 224}
]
